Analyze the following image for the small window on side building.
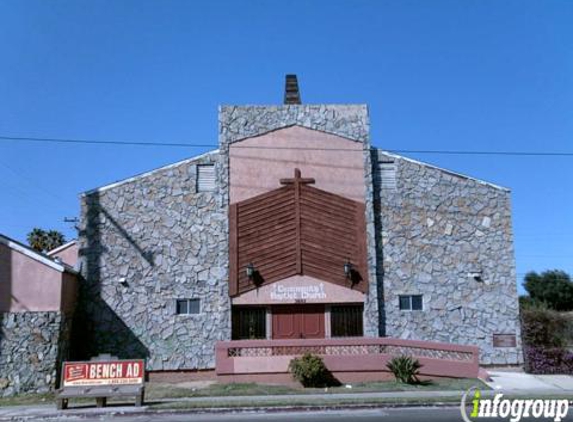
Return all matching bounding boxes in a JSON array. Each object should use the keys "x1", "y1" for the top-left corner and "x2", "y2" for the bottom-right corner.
[
  {"x1": 176, "y1": 298, "x2": 200, "y2": 315},
  {"x1": 399, "y1": 295, "x2": 423, "y2": 311}
]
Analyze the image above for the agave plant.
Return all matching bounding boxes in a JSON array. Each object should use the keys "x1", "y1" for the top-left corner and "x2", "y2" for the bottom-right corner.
[{"x1": 386, "y1": 355, "x2": 422, "y2": 384}]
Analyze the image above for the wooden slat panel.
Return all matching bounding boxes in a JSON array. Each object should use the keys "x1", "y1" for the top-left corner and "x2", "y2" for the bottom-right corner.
[
  {"x1": 300, "y1": 215, "x2": 357, "y2": 240},
  {"x1": 238, "y1": 220, "x2": 296, "y2": 240},
  {"x1": 239, "y1": 236, "x2": 297, "y2": 257},
  {"x1": 302, "y1": 203, "x2": 355, "y2": 230},
  {"x1": 300, "y1": 233, "x2": 357, "y2": 256},
  {"x1": 302, "y1": 185, "x2": 357, "y2": 210},
  {"x1": 238, "y1": 195, "x2": 295, "y2": 220},
  {"x1": 237, "y1": 186, "x2": 292, "y2": 209},
  {"x1": 230, "y1": 171, "x2": 369, "y2": 297},
  {"x1": 301, "y1": 189, "x2": 357, "y2": 213},
  {"x1": 301, "y1": 243, "x2": 354, "y2": 265},
  {"x1": 302, "y1": 194, "x2": 355, "y2": 214},
  {"x1": 238, "y1": 200, "x2": 295, "y2": 227},
  {"x1": 238, "y1": 209, "x2": 296, "y2": 232},
  {"x1": 228, "y1": 203, "x2": 238, "y2": 296}
]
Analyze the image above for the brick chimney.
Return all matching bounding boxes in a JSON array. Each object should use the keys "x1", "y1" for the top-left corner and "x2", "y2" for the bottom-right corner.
[{"x1": 284, "y1": 74, "x2": 301, "y2": 104}]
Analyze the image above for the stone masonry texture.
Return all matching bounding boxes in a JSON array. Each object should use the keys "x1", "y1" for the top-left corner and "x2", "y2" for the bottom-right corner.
[
  {"x1": 374, "y1": 151, "x2": 523, "y2": 365},
  {"x1": 77, "y1": 103, "x2": 522, "y2": 371},
  {"x1": 78, "y1": 152, "x2": 230, "y2": 370},
  {"x1": 0, "y1": 311, "x2": 72, "y2": 397},
  {"x1": 219, "y1": 104, "x2": 381, "y2": 337}
]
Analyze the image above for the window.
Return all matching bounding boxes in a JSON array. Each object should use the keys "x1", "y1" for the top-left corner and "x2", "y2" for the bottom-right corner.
[
  {"x1": 399, "y1": 295, "x2": 423, "y2": 311},
  {"x1": 232, "y1": 307, "x2": 267, "y2": 340},
  {"x1": 196, "y1": 164, "x2": 216, "y2": 192},
  {"x1": 331, "y1": 305, "x2": 363, "y2": 337},
  {"x1": 377, "y1": 161, "x2": 397, "y2": 191},
  {"x1": 176, "y1": 298, "x2": 200, "y2": 315}
]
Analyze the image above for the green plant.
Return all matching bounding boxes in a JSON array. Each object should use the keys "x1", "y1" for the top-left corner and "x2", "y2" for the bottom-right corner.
[
  {"x1": 523, "y1": 270, "x2": 573, "y2": 311},
  {"x1": 26, "y1": 228, "x2": 66, "y2": 253},
  {"x1": 288, "y1": 353, "x2": 339, "y2": 388},
  {"x1": 521, "y1": 307, "x2": 573, "y2": 374},
  {"x1": 521, "y1": 308, "x2": 569, "y2": 348},
  {"x1": 386, "y1": 355, "x2": 422, "y2": 384}
]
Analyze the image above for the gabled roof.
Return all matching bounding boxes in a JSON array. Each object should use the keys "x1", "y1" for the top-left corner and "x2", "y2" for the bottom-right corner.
[
  {"x1": 81, "y1": 149, "x2": 219, "y2": 196},
  {"x1": 0, "y1": 233, "x2": 78, "y2": 274},
  {"x1": 47, "y1": 239, "x2": 77, "y2": 256},
  {"x1": 377, "y1": 149, "x2": 510, "y2": 192}
]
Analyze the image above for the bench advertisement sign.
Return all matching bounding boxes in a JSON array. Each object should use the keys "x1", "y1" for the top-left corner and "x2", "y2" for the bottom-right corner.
[{"x1": 62, "y1": 359, "x2": 144, "y2": 387}]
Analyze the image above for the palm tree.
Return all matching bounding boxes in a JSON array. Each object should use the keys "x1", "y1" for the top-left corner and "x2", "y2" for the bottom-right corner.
[
  {"x1": 45, "y1": 230, "x2": 66, "y2": 252},
  {"x1": 27, "y1": 228, "x2": 66, "y2": 253},
  {"x1": 27, "y1": 228, "x2": 47, "y2": 252}
]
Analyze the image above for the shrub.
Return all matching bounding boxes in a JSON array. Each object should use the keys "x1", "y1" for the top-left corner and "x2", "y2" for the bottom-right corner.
[
  {"x1": 521, "y1": 308, "x2": 568, "y2": 349},
  {"x1": 386, "y1": 355, "x2": 422, "y2": 384},
  {"x1": 524, "y1": 347, "x2": 573, "y2": 375},
  {"x1": 288, "y1": 353, "x2": 339, "y2": 388},
  {"x1": 521, "y1": 307, "x2": 573, "y2": 374}
]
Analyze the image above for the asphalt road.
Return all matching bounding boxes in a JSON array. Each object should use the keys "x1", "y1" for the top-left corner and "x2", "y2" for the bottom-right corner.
[{"x1": 35, "y1": 407, "x2": 571, "y2": 422}]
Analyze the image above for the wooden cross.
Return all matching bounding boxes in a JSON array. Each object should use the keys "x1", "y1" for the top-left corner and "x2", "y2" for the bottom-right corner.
[
  {"x1": 280, "y1": 168, "x2": 315, "y2": 188},
  {"x1": 280, "y1": 169, "x2": 315, "y2": 274}
]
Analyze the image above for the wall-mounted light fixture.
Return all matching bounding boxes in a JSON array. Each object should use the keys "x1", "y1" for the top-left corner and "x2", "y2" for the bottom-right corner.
[
  {"x1": 344, "y1": 261, "x2": 353, "y2": 279},
  {"x1": 246, "y1": 263, "x2": 255, "y2": 280},
  {"x1": 468, "y1": 271, "x2": 483, "y2": 282}
]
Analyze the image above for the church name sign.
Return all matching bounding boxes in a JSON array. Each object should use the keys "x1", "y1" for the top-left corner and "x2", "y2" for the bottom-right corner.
[{"x1": 270, "y1": 283, "x2": 327, "y2": 302}]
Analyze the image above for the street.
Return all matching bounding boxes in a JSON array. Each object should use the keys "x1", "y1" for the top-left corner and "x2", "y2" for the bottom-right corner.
[{"x1": 25, "y1": 407, "x2": 572, "y2": 422}]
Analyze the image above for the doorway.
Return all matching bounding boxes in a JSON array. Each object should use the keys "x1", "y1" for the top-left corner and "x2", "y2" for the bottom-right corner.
[{"x1": 271, "y1": 304, "x2": 325, "y2": 339}]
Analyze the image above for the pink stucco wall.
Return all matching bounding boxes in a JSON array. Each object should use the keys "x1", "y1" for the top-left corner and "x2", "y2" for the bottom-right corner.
[
  {"x1": 216, "y1": 338, "x2": 480, "y2": 380},
  {"x1": 48, "y1": 242, "x2": 78, "y2": 268},
  {"x1": 229, "y1": 126, "x2": 366, "y2": 204},
  {"x1": 232, "y1": 275, "x2": 364, "y2": 305},
  {"x1": 0, "y1": 243, "x2": 75, "y2": 313}
]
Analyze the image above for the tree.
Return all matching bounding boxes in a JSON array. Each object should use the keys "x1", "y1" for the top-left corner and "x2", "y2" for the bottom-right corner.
[
  {"x1": 45, "y1": 230, "x2": 66, "y2": 252},
  {"x1": 27, "y1": 228, "x2": 66, "y2": 253},
  {"x1": 523, "y1": 270, "x2": 573, "y2": 312}
]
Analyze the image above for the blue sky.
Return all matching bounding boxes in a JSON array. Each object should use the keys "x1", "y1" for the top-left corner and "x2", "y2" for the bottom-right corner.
[{"x1": 0, "y1": 0, "x2": 571, "y2": 293}]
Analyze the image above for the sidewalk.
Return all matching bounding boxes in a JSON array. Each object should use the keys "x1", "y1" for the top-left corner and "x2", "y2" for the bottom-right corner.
[
  {"x1": 2, "y1": 388, "x2": 573, "y2": 421},
  {"x1": 485, "y1": 371, "x2": 573, "y2": 392}
]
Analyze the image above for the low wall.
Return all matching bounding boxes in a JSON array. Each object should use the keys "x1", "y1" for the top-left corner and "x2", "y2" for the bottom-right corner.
[
  {"x1": 216, "y1": 338, "x2": 480, "y2": 383},
  {"x1": 0, "y1": 311, "x2": 72, "y2": 397}
]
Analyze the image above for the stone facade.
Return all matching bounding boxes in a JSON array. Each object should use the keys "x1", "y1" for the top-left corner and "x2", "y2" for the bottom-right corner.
[
  {"x1": 219, "y1": 105, "x2": 370, "y2": 145},
  {"x1": 77, "y1": 102, "x2": 522, "y2": 370},
  {"x1": 78, "y1": 151, "x2": 230, "y2": 370},
  {"x1": 374, "y1": 151, "x2": 523, "y2": 364},
  {"x1": 0, "y1": 311, "x2": 72, "y2": 397},
  {"x1": 219, "y1": 105, "x2": 381, "y2": 337}
]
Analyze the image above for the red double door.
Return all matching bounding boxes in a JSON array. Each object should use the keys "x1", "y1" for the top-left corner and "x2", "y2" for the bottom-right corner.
[{"x1": 271, "y1": 305, "x2": 325, "y2": 339}]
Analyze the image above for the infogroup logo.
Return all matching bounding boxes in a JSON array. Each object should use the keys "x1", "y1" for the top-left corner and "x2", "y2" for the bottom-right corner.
[{"x1": 460, "y1": 387, "x2": 570, "y2": 422}]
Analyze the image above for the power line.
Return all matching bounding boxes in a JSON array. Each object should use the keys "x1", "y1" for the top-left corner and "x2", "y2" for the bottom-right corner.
[
  {"x1": 0, "y1": 135, "x2": 213, "y2": 148},
  {"x1": 1, "y1": 135, "x2": 573, "y2": 156}
]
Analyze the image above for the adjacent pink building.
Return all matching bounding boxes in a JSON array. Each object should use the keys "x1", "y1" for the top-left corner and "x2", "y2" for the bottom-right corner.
[{"x1": 0, "y1": 234, "x2": 78, "y2": 396}]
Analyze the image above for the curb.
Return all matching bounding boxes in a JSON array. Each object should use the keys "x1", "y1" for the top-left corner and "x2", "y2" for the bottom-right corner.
[{"x1": 0, "y1": 401, "x2": 464, "y2": 421}]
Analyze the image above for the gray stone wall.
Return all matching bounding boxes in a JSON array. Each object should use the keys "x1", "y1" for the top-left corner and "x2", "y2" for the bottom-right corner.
[
  {"x1": 374, "y1": 151, "x2": 523, "y2": 365},
  {"x1": 78, "y1": 151, "x2": 230, "y2": 371},
  {"x1": 219, "y1": 105, "x2": 370, "y2": 145},
  {"x1": 0, "y1": 311, "x2": 71, "y2": 397},
  {"x1": 219, "y1": 104, "x2": 381, "y2": 337}
]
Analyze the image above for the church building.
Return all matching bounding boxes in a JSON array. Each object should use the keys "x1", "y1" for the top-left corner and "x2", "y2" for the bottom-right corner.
[{"x1": 78, "y1": 76, "x2": 522, "y2": 377}]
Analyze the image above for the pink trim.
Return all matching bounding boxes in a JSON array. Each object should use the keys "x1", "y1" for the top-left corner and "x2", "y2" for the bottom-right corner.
[{"x1": 216, "y1": 337, "x2": 479, "y2": 380}]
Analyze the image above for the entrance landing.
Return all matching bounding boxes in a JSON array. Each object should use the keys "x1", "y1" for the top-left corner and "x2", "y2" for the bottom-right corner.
[{"x1": 216, "y1": 337, "x2": 480, "y2": 384}]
